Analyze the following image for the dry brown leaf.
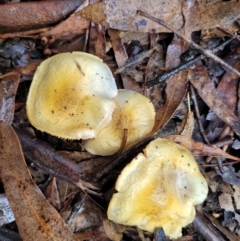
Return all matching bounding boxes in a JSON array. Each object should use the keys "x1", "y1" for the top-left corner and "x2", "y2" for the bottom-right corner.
[
  {"x1": 0, "y1": 72, "x2": 80, "y2": 241},
  {"x1": 152, "y1": 70, "x2": 188, "y2": 133},
  {"x1": 166, "y1": 135, "x2": 240, "y2": 162},
  {"x1": 103, "y1": 219, "x2": 125, "y2": 241},
  {"x1": 181, "y1": 0, "x2": 198, "y2": 39},
  {"x1": 189, "y1": 68, "x2": 240, "y2": 136},
  {"x1": 0, "y1": 125, "x2": 80, "y2": 241},
  {"x1": 87, "y1": 0, "x2": 107, "y2": 58},
  {"x1": 88, "y1": 23, "x2": 107, "y2": 59},
  {"x1": 179, "y1": 95, "x2": 194, "y2": 137},
  {"x1": 217, "y1": 60, "x2": 240, "y2": 111},
  {"x1": 79, "y1": 0, "x2": 240, "y2": 33},
  {"x1": 80, "y1": 0, "x2": 182, "y2": 33},
  {"x1": 44, "y1": 177, "x2": 61, "y2": 211},
  {"x1": 151, "y1": 15, "x2": 191, "y2": 133},
  {"x1": 233, "y1": 185, "x2": 240, "y2": 210},
  {"x1": 206, "y1": 58, "x2": 240, "y2": 141},
  {"x1": 67, "y1": 195, "x2": 103, "y2": 233},
  {"x1": 195, "y1": 0, "x2": 240, "y2": 32},
  {"x1": 75, "y1": 226, "x2": 109, "y2": 241},
  {"x1": 181, "y1": 110, "x2": 194, "y2": 137},
  {"x1": 108, "y1": 29, "x2": 143, "y2": 93},
  {"x1": 218, "y1": 193, "x2": 235, "y2": 212},
  {"x1": 39, "y1": 2, "x2": 90, "y2": 40},
  {"x1": 0, "y1": 0, "x2": 85, "y2": 33},
  {"x1": 146, "y1": 48, "x2": 165, "y2": 109}
]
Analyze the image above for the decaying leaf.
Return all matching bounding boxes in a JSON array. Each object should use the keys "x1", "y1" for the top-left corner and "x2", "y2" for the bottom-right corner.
[
  {"x1": 189, "y1": 68, "x2": 240, "y2": 136},
  {"x1": 38, "y1": 2, "x2": 90, "y2": 40},
  {"x1": 0, "y1": 0, "x2": 85, "y2": 33},
  {"x1": 109, "y1": 29, "x2": 143, "y2": 93},
  {"x1": 166, "y1": 135, "x2": 240, "y2": 162},
  {"x1": 67, "y1": 195, "x2": 103, "y2": 233},
  {"x1": 152, "y1": 70, "x2": 188, "y2": 133},
  {"x1": 219, "y1": 193, "x2": 235, "y2": 212},
  {"x1": 103, "y1": 219, "x2": 125, "y2": 241},
  {"x1": 0, "y1": 125, "x2": 81, "y2": 241},
  {"x1": 79, "y1": 0, "x2": 240, "y2": 33},
  {"x1": 179, "y1": 95, "x2": 195, "y2": 137},
  {"x1": 80, "y1": 0, "x2": 182, "y2": 33},
  {"x1": 0, "y1": 74, "x2": 80, "y2": 241},
  {"x1": 233, "y1": 185, "x2": 240, "y2": 210},
  {"x1": 88, "y1": 23, "x2": 107, "y2": 59}
]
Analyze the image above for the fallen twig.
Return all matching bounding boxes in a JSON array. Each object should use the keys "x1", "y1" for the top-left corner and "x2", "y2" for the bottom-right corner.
[{"x1": 138, "y1": 10, "x2": 240, "y2": 86}]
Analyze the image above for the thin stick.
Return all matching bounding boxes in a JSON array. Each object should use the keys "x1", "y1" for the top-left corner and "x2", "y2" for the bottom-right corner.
[
  {"x1": 190, "y1": 85, "x2": 223, "y2": 172},
  {"x1": 146, "y1": 32, "x2": 237, "y2": 87},
  {"x1": 138, "y1": 10, "x2": 240, "y2": 78},
  {"x1": 146, "y1": 55, "x2": 203, "y2": 87}
]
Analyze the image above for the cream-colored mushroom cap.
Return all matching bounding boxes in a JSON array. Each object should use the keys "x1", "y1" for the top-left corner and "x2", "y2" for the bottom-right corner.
[
  {"x1": 107, "y1": 138, "x2": 208, "y2": 239},
  {"x1": 26, "y1": 52, "x2": 118, "y2": 139},
  {"x1": 83, "y1": 89, "x2": 156, "y2": 156}
]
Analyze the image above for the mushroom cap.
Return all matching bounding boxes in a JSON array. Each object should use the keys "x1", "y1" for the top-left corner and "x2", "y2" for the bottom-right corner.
[
  {"x1": 26, "y1": 52, "x2": 118, "y2": 139},
  {"x1": 83, "y1": 89, "x2": 156, "y2": 155},
  {"x1": 107, "y1": 138, "x2": 208, "y2": 239}
]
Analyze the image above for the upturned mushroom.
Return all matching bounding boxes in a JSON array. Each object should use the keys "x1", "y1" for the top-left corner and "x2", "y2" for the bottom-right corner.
[
  {"x1": 107, "y1": 138, "x2": 208, "y2": 239},
  {"x1": 83, "y1": 89, "x2": 156, "y2": 156},
  {"x1": 26, "y1": 52, "x2": 118, "y2": 139}
]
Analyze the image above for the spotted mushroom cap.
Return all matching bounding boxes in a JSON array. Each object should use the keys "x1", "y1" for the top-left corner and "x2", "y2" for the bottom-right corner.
[
  {"x1": 26, "y1": 52, "x2": 117, "y2": 139},
  {"x1": 107, "y1": 138, "x2": 208, "y2": 239},
  {"x1": 83, "y1": 89, "x2": 156, "y2": 155}
]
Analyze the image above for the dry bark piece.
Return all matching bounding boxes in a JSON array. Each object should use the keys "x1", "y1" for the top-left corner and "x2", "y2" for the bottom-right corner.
[
  {"x1": 107, "y1": 138, "x2": 208, "y2": 239},
  {"x1": 83, "y1": 89, "x2": 155, "y2": 156},
  {"x1": 26, "y1": 52, "x2": 118, "y2": 140}
]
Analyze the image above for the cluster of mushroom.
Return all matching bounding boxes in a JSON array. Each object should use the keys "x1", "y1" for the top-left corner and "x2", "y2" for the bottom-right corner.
[
  {"x1": 26, "y1": 51, "x2": 156, "y2": 156},
  {"x1": 26, "y1": 52, "x2": 208, "y2": 239}
]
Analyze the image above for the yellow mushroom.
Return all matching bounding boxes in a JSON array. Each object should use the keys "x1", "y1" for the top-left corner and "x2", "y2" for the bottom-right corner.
[
  {"x1": 107, "y1": 138, "x2": 208, "y2": 239},
  {"x1": 26, "y1": 52, "x2": 118, "y2": 139},
  {"x1": 83, "y1": 89, "x2": 156, "y2": 156}
]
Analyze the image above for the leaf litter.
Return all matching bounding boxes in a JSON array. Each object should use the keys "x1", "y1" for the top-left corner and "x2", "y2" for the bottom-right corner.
[{"x1": 1, "y1": 0, "x2": 240, "y2": 240}]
